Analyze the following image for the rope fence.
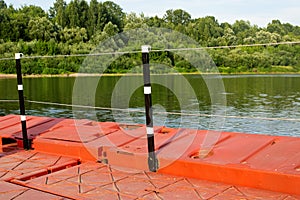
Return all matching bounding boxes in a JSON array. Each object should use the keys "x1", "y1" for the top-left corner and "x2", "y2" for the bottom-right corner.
[
  {"x1": 2, "y1": 42, "x2": 299, "y2": 153},
  {"x1": 1, "y1": 99, "x2": 299, "y2": 122},
  {"x1": 1, "y1": 40, "x2": 300, "y2": 61}
]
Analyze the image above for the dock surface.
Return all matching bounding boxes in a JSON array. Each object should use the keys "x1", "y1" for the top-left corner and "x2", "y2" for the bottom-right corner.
[{"x1": 0, "y1": 114, "x2": 300, "y2": 199}]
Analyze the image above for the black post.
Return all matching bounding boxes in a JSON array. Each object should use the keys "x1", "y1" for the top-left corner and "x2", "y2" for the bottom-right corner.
[
  {"x1": 15, "y1": 53, "x2": 30, "y2": 150},
  {"x1": 142, "y1": 45, "x2": 158, "y2": 172}
]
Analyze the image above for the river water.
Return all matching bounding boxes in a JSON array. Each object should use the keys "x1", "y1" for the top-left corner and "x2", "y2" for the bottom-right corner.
[{"x1": 1, "y1": 74, "x2": 300, "y2": 137}]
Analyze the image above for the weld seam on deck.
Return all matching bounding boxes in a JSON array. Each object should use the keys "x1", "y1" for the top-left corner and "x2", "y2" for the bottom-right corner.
[
  {"x1": 240, "y1": 139, "x2": 276, "y2": 163},
  {"x1": 8, "y1": 179, "x2": 75, "y2": 200}
]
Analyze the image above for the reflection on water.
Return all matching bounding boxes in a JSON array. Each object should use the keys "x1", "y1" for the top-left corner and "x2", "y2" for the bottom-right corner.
[{"x1": 0, "y1": 74, "x2": 300, "y2": 137}]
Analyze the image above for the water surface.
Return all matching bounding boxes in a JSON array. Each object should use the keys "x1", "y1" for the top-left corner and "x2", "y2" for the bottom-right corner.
[{"x1": 0, "y1": 74, "x2": 300, "y2": 137}]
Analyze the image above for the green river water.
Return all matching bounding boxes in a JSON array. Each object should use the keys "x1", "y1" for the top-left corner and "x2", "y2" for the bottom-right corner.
[{"x1": 1, "y1": 74, "x2": 300, "y2": 137}]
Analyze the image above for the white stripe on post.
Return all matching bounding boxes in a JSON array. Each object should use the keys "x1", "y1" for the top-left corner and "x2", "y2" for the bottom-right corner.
[
  {"x1": 20, "y1": 115, "x2": 26, "y2": 121},
  {"x1": 144, "y1": 86, "x2": 151, "y2": 94},
  {"x1": 142, "y1": 45, "x2": 151, "y2": 53},
  {"x1": 146, "y1": 127, "x2": 154, "y2": 135},
  {"x1": 18, "y1": 84, "x2": 23, "y2": 91},
  {"x1": 15, "y1": 53, "x2": 23, "y2": 60}
]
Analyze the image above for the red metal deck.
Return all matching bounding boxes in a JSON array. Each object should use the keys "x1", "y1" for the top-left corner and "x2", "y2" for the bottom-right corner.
[{"x1": 1, "y1": 114, "x2": 300, "y2": 199}]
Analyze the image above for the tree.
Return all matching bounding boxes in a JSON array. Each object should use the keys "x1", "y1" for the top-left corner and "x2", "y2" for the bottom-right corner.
[
  {"x1": 243, "y1": 36, "x2": 256, "y2": 44},
  {"x1": 65, "y1": 0, "x2": 80, "y2": 28},
  {"x1": 163, "y1": 9, "x2": 191, "y2": 26},
  {"x1": 9, "y1": 12, "x2": 30, "y2": 41},
  {"x1": 78, "y1": 0, "x2": 89, "y2": 28},
  {"x1": 282, "y1": 23, "x2": 293, "y2": 34},
  {"x1": 103, "y1": 21, "x2": 119, "y2": 37},
  {"x1": 223, "y1": 27, "x2": 237, "y2": 45},
  {"x1": 87, "y1": 0, "x2": 99, "y2": 37},
  {"x1": 60, "y1": 27, "x2": 88, "y2": 44},
  {"x1": 92, "y1": 21, "x2": 119, "y2": 43},
  {"x1": 1, "y1": 0, "x2": 300, "y2": 74},
  {"x1": 96, "y1": 2, "x2": 107, "y2": 31},
  {"x1": 124, "y1": 13, "x2": 146, "y2": 30},
  {"x1": 29, "y1": 17, "x2": 56, "y2": 41},
  {"x1": 102, "y1": 1, "x2": 125, "y2": 31},
  {"x1": 255, "y1": 30, "x2": 281, "y2": 43},
  {"x1": 0, "y1": 0, "x2": 7, "y2": 9},
  {"x1": 232, "y1": 20, "x2": 251, "y2": 34},
  {"x1": 89, "y1": 1, "x2": 126, "y2": 33},
  {"x1": 146, "y1": 16, "x2": 165, "y2": 27},
  {"x1": 4, "y1": 5, "x2": 46, "y2": 41},
  {"x1": 50, "y1": 0, "x2": 67, "y2": 28},
  {"x1": 19, "y1": 5, "x2": 46, "y2": 18},
  {"x1": 65, "y1": 0, "x2": 89, "y2": 28},
  {"x1": 190, "y1": 16, "x2": 222, "y2": 45},
  {"x1": 292, "y1": 26, "x2": 300, "y2": 36},
  {"x1": 267, "y1": 20, "x2": 286, "y2": 35},
  {"x1": 0, "y1": 1, "x2": 10, "y2": 40}
]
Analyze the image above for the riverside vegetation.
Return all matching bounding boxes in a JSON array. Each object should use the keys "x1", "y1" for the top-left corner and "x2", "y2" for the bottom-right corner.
[{"x1": 0, "y1": 0, "x2": 300, "y2": 74}]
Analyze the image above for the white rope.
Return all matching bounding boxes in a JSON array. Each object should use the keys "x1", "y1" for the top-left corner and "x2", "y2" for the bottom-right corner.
[
  {"x1": 23, "y1": 100, "x2": 300, "y2": 122},
  {"x1": 26, "y1": 100, "x2": 141, "y2": 113},
  {"x1": 161, "y1": 41, "x2": 300, "y2": 52},
  {"x1": 0, "y1": 41, "x2": 300, "y2": 61},
  {"x1": 0, "y1": 99, "x2": 19, "y2": 102},
  {"x1": 0, "y1": 57, "x2": 15, "y2": 61},
  {"x1": 0, "y1": 51, "x2": 141, "y2": 61},
  {"x1": 1, "y1": 99, "x2": 299, "y2": 122},
  {"x1": 23, "y1": 50, "x2": 141, "y2": 59}
]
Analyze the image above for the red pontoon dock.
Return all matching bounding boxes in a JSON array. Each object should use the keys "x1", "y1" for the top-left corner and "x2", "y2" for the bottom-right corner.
[{"x1": 0, "y1": 114, "x2": 300, "y2": 199}]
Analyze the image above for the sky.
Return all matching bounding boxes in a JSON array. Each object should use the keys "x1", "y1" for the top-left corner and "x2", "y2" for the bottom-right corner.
[{"x1": 4, "y1": 0, "x2": 300, "y2": 27}]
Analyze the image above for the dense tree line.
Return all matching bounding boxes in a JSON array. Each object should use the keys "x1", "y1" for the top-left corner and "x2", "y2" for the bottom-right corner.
[{"x1": 0, "y1": 0, "x2": 300, "y2": 74}]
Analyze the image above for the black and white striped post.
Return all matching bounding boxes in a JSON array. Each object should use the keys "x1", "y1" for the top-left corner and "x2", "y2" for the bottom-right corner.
[
  {"x1": 142, "y1": 45, "x2": 158, "y2": 172},
  {"x1": 15, "y1": 53, "x2": 30, "y2": 150}
]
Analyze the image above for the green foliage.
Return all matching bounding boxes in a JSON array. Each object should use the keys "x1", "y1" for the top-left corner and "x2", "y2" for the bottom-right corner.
[
  {"x1": 164, "y1": 9, "x2": 191, "y2": 27},
  {"x1": 28, "y1": 17, "x2": 57, "y2": 41},
  {"x1": 0, "y1": 0, "x2": 300, "y2": 74},
  {"x1": 49, "y1": 0, "x2": 67, "y2": 28}
]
